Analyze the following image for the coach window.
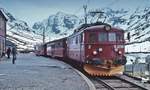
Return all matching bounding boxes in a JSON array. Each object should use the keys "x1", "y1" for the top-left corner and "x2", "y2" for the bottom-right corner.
[
  {"x1": 71, "y1": 38, "x2": 73, "y2": 44},
  {"x1": 89, "y1": 33, "x2": 97, "y2": 43},
  {"x1": 80, "y1": 34, "x2": 83, "y2": 43},
  {"x1": 69, "y1": 38, "x2": 71, "y2": 44},
  {"x1": 76, "y1": 36, "x2": 78, "y2": 44},
  {"x1": 109, "y1": 33, "x2": 116, "y2": 41},
  {"x1": 60, "y1": 42, "x2": 62, "y2": 47},
  {"x1": 58, "y1": 42, "x2": 62, "y2": 47},
  {"x1": 98, "y1": 32, "x2": 107, "y2": 42},
  {"x1": 51, "y1": 44, "x2": 55, "y2": 48}
]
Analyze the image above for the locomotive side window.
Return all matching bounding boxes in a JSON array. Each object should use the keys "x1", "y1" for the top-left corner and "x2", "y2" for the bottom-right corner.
[
  {"x1": 80, "y1": 34, "x2": 83, "y2": 43},
  {"x1": 116, "y1": 33, "x2": 123, "y2": 41},
  {"x1": 76, "y1": 36, "x2": 78, "y2": 44},
  {"x1": 98, "y1": 32, "x2": 107, "y2": 42},
  {"x1": 88, "y1": 33, "x2": 97, "y2": 43},
  {"x1": 109, "y1": 33, "x2": 116, "y2": 41},
  {"x1": 80, "y1": 33, "x2": 84, "y2": 43}
]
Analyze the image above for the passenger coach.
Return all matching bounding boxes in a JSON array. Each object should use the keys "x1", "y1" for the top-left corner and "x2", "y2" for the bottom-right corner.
[{"x1": 46, "y1": 38, "x2": 67, "y2": 58}]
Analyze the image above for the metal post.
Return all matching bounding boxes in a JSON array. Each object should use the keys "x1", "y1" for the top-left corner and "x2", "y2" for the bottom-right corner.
[
  {"x1": 42, "y1": 27, "x2": 45, "y2": 44},
  {"x1": 124, "y1": 64, "x2": 126, "y2": 73},
  {"x1": 131, "y1": 59, "x2": 134, "y2": 76},
  {"x1": 132, "y1": 62, "x2": 134, "y2": 76},
  {"x1": 148, "y1": 63, "x2": 150, "y2": 80},
  {"x1": 83, "y1": 5, "x2": 87, "y2": 24},
  {"x1": 145, "y1": 55, "x2": 150, "y2": 80}
]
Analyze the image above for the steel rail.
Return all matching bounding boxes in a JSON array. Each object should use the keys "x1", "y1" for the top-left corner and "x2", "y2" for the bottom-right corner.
[
  {"x1": 92, "y1": 76, "x2": 149, "y2": 90},
  {"x1": 114, "y1": 75, "x2": 149, "y2": 90},
  {"x1": 94, "y1": 77, "x2": 116, "y2": 90}
]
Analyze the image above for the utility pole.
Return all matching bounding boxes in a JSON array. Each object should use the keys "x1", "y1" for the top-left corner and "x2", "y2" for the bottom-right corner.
[
  {"x1": 145, "y1": 55, "x2": 150, "y2": 80},
  {"x1": 130, "y1": 59, "x2": 134, "y2": 76},
  {"x1": 83, "y1": 5, "x2": 87, "y2": 24},
  {"x1": 42, "y1": 27, "x2": 45, "y2": 44}
]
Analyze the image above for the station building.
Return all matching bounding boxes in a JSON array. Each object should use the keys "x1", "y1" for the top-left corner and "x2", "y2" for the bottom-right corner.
[{"x1": 0, "y1": 9, "x2": 7, "y2": 57}]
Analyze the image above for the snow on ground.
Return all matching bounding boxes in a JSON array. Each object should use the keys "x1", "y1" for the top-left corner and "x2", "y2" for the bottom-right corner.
[
  {"x1": 0, "y1": 53, "x2": 89, "y2": 90},
  {"x1": 125, "y1": 41, "x2": 150, "y2": 53},
  {"x1": 125, "y1": 53, "x2": 150, "y2": 64}
]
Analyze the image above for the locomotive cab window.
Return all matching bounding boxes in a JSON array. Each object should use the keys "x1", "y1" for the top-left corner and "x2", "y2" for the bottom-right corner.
[
  {"x1": 116, "y1": 33, "x2": 123, "y2": 41},
  {"x1": 88, "y1": 33, "x2": 97, "y2": 43},
  {"x1": 108, "y1": 33, "x2": 116, "y2": 41},
  {"x1": 98, "y1": 32, "x2": 107, "y2": 42}
]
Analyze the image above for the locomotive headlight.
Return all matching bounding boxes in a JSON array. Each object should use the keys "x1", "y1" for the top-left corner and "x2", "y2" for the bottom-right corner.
[
  {"x1": 93, "y1": 51, "x2": 97, "y2": 55},
  {"x1": 114, "y1": 48, "x2": 118, "y2": 52},
  {"x1": 98, "y1": 48, "x2": 103, "y2": 52},
  {"x1": 104, "y1": 25, "x2": 111, "y2": 31},
  {"x1": 88, "y1": 45, "x2": 92, "y2": 49},
  {"x1": 118, "y1": 51, "x2": 122, "y2": 54}
]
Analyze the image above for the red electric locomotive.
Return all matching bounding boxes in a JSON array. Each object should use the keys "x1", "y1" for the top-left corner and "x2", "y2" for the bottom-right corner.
[{"x1": 67, "y1": 22, "x2": 126, "y2": 76}]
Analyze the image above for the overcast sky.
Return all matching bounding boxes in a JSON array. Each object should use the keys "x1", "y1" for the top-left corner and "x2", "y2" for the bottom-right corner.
[{"x1": 0, "y1": 0, "x2": 149, "y2": 26}]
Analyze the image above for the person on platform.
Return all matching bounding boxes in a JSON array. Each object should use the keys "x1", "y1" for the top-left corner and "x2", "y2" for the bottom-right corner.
[
  {"x1": 6, "y1": 47, "x2": 11, "y2": 59},
  {"x1": 12, "y1": 47, "x2": 17, "y2": 64}
]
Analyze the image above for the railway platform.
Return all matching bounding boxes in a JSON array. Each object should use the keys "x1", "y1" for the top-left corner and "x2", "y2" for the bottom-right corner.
[{"x1": 0, "y1": 53, "x2": 89, "y2": 90}]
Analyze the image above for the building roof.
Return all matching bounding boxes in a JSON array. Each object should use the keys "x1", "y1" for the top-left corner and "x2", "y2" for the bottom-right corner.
[
  {"x1": 0, "y1": 8, "x2": 8, "y2": 21},
  {"x1": 6, "y1": 40, "x2": 16, "y2": 47}
]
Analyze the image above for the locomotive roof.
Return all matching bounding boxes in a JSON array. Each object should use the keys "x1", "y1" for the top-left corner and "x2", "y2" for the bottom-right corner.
[
  {"x1": 74, "y1": 22, "x2": 110, "y2": 32},
  {"x1": 73, "y1": 22, "x2": 124, "y2": 33},
  {"x1": 0, "y1": 8, "x2": 8, "y2": 21},
  {"x1": 68, "y1": 23, "x2": 124, "y2": 38},
  {"x1": 85, "y1": 25, "x2": 124, "y2": 31}
]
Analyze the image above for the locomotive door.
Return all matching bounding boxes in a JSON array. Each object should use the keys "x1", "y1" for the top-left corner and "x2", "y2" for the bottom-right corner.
[
  {"x1": 80, "y1": 33, "x2": 84, "y2": 62},
  {"x1": 51, "y1": 44, "x2": 55, "y2": 57}
]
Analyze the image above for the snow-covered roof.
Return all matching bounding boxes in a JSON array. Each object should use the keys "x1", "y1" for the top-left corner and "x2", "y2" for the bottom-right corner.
[{"x1": 0, "y1": 8, "x2": 8, "y2": 21}]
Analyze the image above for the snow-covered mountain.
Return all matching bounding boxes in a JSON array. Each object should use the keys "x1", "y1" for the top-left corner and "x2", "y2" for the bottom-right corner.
[
  {"x1": 0, "y1": 8, "x2": 43, "y2": 50},
  {"x1": 32, "y1": 7, "x2": 150, "y2": 53},
  {"x1": 32, "y1": 12, "x2": 83, "y2": 41}
]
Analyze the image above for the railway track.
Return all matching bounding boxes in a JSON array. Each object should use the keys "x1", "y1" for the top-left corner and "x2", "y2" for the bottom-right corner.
[
  {"x1": 45, "y1": 57, "x2": 150, "y2": 90},
  {"x1": 90, "y1": 75, "x2": 149, "y2": 90}
]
